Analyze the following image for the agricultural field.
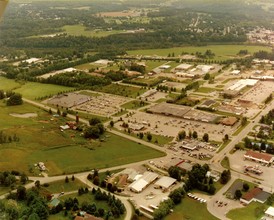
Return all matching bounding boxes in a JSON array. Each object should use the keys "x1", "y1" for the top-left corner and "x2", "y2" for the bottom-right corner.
[
  {"x1": 0, "y1": 102, "x2": 164, "y2": 176},
  {"x1": 127, "y1": 45, "x2": 272, "y2": 61}
]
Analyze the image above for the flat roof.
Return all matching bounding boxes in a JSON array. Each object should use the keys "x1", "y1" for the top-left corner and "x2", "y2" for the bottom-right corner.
[
  {"x1": 155, "y1": 176, "x2": 176, "y2": 189},
  {"x1": 175, "y1": 63, "x2": 193, "y2": 70},
  {"x1": 265, "y1": 207, "x2": 274, "y2": 217}
]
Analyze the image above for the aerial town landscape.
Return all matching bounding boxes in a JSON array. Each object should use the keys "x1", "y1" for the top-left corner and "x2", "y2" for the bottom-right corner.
[{"x1": 0, "y1": 0, "x2": 274, "y2": 220}]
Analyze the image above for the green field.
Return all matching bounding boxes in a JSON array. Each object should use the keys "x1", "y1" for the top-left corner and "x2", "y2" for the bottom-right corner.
[
  {"x1": 226, "y1": 202, "x2": 267, "y2": 220},
  {"x1": 0, "y1": 76, "x2": 22, "y2": 90},
  {"x1": 121, "y1": 100, "x2": 148, "y2": 110},
  {"x1": 165, "y1": 197, "x2": 218, "y2": 220},
  {"x1": 41, "y1": 179, "x2": 88, "y2": 194},
  {"x1": 127, "y1": 45, "x2": 272, "y2": 61},
  {"x1": 62, "y1": 25, "x2": 125, "y2": 37},
  {"x1": 95, "y1": 83, "x2": 146, "y2": 98},
  {"x1": 196, "y1": 87, "x2": 218, "y2": 93},
  {"x1": 0, "y1": 102, "x2": 164, "y2": 175},
  {"x1": 14, "y1": 82, "x2": 73, "y2": 100}
]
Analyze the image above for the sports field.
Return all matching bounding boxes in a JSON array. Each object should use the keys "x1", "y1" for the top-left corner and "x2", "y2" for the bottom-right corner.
[
  {"x1": 127, "y1": 45, "x2": 272, "y2": 61},
  {"x1": 0, "y1": 102, "x2": 164, "y2": 176}
]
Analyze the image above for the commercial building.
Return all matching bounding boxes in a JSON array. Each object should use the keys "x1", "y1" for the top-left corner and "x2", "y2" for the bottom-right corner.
[
  {"x1": 240, "y1": 187, "x2": 271, "y2": 205},
  {"x1": 154, "y1": 176, "x2": 176, "y2": 190},
  {"x1": 47, "y1": 93, "x2": 91, "y2": 108},
  {"x1": 265, "y1": 207, "x2": 274, "y2": 219},
  {"x1": 174, "y1": 63, "x2": 193, "y2": 71},
  {"x1": 220, "y1": 117, "x2": 238, "y2": 126},
  {"x1": 129, "y1": 172, "x2": 159, "y2": 193},
  {"x1": 244, "y1": 150, "x2": 274, "y2": 166}
]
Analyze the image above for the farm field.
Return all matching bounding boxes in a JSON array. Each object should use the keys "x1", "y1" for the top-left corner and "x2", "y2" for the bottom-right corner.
[
  {"x1": 127, "y1": 45, "x2": 272, "y2": 61},
  {"x1": 165, "y1": 197, "x2": 219, "y2": 220},
  {"x1": 0, "y1": 102, "x2": 164, "y2": 176}
]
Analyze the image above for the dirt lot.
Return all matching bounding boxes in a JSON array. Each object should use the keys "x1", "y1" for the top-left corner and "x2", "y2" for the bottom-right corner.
[{"x1": 116, "y1": 111, "x2": 236, "y2": 142}]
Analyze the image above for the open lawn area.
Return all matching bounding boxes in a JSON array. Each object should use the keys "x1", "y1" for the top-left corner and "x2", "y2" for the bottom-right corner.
[
  {"x1": 0, "y1": 76, "x2": 21, "y2": 90},
  {"x1": 226, "y1": 202, "x2": 267, "y2": 220},
  {"x1": 62, "y1": 25, "x2": 125, "y2": 37},
  {"x1": 121, "y1": 100, "x2": 148, "y2": 110},
  {"x1": 165, "y1": 197, "x2": 218, "y2": 220},
  {"x1": 95, "y1": 84, "x2": 146, "y2": 98},
  {"x1": 127, "y1": 45, "x2": 272, "y2": 61},
  {"x1": 0, "y1": 102, "x2": 164, "y2": 176},
  {"x1": 41, "y1": 179, "x2": 88, "y2": 194},
  {"x1": 14, "y1": 82, "x2": 73, "y2": 100}
]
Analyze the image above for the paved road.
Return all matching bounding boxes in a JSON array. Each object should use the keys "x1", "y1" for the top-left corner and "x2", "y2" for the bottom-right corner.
[{"x1": 21, "y1": 97, "x2": 274, "y2": 220}]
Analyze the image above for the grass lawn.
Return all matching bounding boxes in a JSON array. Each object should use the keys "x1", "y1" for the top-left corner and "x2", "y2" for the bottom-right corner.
[
  {"x1": 14, "y1": 82, "x2": 73, "y2": 100},
  {"x1": 95, "y1": 84, "x2": 146, "y2": 98},
  {"x1": 51, "y1": 192, "x2": 125, "y2": 220},
  {"x1": 121, "y1": 100, "x2": 148, "y2": 110},
  {"x1": 145, "y1": 60, "x2": 168, "y2": 72},
  {"x1": 226, "y1": 202, "x2": 267, "y2": 220},
  {"x1": 62, "y1": 25, "x2": 125, "y2": 37},
  {"x1": 165, "y1": 197, "x2": 219, "y2": 220},
  {"x1": 217, "y1": 140, "x2": 231, "y2": 153},
  {"x1": 0, "y1": 102, "x2": 164, "y2": 176},
  {"x1": 196, "y1": 87, "x2": 217, "y2": 93},
  {"x1": 221, "y1": 156, "x2": 230, "y2": 169},
  {"x1": 131, "y1": 77, "x2": 163, "y2": 86},
  {"x1": 42, "y1": 179, "x2": 88, "y2": 194},
  {"x1": 127, "y1": 45, "x2": 272, "y2": 61},
  {"x1": 0, "y1": 76, "x2": 21, "y2": 90},
  {"x1": 233, "y1": 121, "x2": 250, "y2": 136}
]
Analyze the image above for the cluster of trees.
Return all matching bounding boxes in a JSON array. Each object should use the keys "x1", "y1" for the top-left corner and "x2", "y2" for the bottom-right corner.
[
  {"x1": 156, "y1": 85, "x2": 176, "y2": 92},
  {"x1": 0, "y1": 90, "x2": 23, "y2": 106},
  {"x1": 185, "y1": 81, "x2": 200, "y2": 91},
  {"x1": 0, "y1": 130, "x2": 20, "y2": 144},
  {"x1": 260, "y1": 109, "x2": 274, "y2": 126},
  {"x1": 168, "y1": 166, "x2": 185, "y2": 181},
  {"x1": 0, "y1": 171, "x2": 17, "y2": 187},
  {"x1": 196, "y1": 50, "x2": 215, "y2": 59},
  {"x1": 177, "y1": 130, "x2": 209, "y2": 142},
  {"x1": 4, "y1": 187, "x2": 49, "y2": 219},
  {"x1": 244, "y1": 137, "x2": 274, "y2": 154},
  {"x1": 91, "y1": 188, "x2": 125, "y2": 218},
  {"x1": 185, "y1": 164, "x2": 216, "y2": 195},
  {"x1": 84, "y1": 118, "x2": 105, "y2": 139},
  {"x1": 220, "y1": 170, "x2": 231, "y2": 184}
]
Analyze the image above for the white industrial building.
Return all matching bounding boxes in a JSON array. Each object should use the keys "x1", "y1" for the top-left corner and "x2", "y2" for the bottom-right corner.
[
  {"x1": 227, "y1": 79, "x2": 258, "y2": 91},
  {"x1": 129, "y1": 172, "x2": 159, "y2": 193},
  {"x1": 154, "y1": 176, "x2": 176, "y2": 190},
  {"x1": 265, "y1": 207, "x2": 274, "y2": 219},
  {"x1": 174, "y1": 63, "x2": 193, "y2": 71}
]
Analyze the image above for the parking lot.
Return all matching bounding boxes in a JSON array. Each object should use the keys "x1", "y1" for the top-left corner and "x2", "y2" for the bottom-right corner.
[
  {"x1": 117, "y1": 111, "x2": 236, "y2": 142},
  {"x1": 75, "y1": 93, "x2": 131, "y2": 116},
  {"x1": 229, "y1": 150, "x2": 274, "y2": 190}
]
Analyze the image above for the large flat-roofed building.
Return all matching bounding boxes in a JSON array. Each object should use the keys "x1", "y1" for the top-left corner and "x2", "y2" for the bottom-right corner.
[
  {"x1": 148, "y1": 103, "x2": 191, "y2": 118},
  {"x1": 154, "y1": 176, "x2": 176, "y2": 190},
  {"x1": 174, "y1": 63, "x2": 193, "y2": 71},
  {"x1": 128, "y1": 172, "x2": 159, "y2": 193},
  {"x1": 224, "y1": 79, "x2": 258, "y2": 97},
  {"x1": 244, "y1": 150, "x2": 274, "y2": 166},
  {"x1": 47, "y1": 93, "x2": 91, "y2": 108}
]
